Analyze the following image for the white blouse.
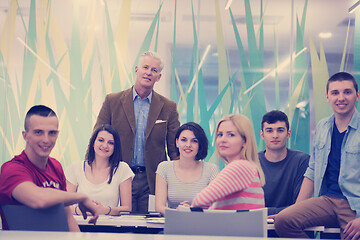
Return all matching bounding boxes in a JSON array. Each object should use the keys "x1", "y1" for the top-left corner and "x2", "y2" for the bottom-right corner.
[{"x1": 65, "y1": 161, "x2": 134, "y2": 207}]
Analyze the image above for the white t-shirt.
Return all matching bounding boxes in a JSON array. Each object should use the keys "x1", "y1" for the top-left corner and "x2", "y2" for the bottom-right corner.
[{"x1": 65, "y1": 161, "x2": 134, "y2": 207}]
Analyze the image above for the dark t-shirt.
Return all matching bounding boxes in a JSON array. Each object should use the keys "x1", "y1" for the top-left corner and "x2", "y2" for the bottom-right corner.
[
  {"x1": 324, "y1": 123, "x2": 346, "y2": 199},
  {"x1": 259, "y1": 149, "x2": 310, "y2": 215}
]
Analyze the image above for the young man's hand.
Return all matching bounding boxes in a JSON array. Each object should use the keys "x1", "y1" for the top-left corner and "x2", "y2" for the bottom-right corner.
[
  {"x1": 344, "y1": 217, "x2": 360, "y2": 240},
  {"x1": 78, "y1": 198, "x2": 100, "y2": 224}
]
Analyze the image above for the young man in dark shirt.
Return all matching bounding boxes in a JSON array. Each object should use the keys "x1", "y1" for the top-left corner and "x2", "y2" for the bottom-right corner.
[{"x1": 259, "y1": 110, "x2": 309, "y2": 215}]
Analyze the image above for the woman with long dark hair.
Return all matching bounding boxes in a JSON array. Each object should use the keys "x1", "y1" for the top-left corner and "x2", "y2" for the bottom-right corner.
[{"x1": 66, "y1": 124, "x2": 134, "y2": 215}]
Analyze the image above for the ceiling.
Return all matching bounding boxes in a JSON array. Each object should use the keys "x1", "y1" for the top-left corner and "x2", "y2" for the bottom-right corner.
[
  {"x1": 0, "y1": 0, "x2": 357, "y2": 56},
  {"x1": 119, "y1": 0, "x2": 358, "y2": 53}
]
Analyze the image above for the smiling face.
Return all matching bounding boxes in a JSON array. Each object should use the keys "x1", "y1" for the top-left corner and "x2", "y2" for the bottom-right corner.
[
  {"x1": 93, "y1": 130, "x2": 115, "y2": 160},
  {"x1": 23, "y1": 115, "x2": 59, "y2": 164},
  {"x1": 215, "y1": 120, "x2": 246, "y2": 163},
  {"x1": 176, "y1": 130, "x2": 199, "y2": 160},
  {"x1": 326, "y1": 80, "x2": 359, "y2": 119},
  {"x1": 134, "y1": 55, "x2": 162, "y2": 92},
  {"x1": 260, "y1": 121, "x2": 290, "y2": 152}
]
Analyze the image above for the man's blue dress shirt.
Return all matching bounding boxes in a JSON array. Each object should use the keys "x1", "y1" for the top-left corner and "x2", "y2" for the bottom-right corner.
[{"x1": 131, "y1": 87, "x2": 152, "y2": 167}]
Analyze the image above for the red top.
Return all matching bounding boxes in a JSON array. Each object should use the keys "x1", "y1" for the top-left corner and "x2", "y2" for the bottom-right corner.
[{"x1": 0, "y1": 151, "x2": 66, "y2": 229}]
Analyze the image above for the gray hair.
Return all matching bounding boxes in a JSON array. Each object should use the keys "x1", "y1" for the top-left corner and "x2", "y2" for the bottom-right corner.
[{"x1": 138, "y1": 51, "x2": 164, "y2": 72}]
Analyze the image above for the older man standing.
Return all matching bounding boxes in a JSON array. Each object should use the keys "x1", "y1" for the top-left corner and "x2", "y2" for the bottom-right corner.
[{"x1": 94, "y1": 51, "x2": 180, "y2": 213}]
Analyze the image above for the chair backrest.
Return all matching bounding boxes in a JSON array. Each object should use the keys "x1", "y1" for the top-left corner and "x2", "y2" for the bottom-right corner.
[
  {"x1": 164, "y1": 208, "x2": 267, "y2": 237},
  {"x1": 1, "y1": 203, "x2": 69, "y2": 231}
]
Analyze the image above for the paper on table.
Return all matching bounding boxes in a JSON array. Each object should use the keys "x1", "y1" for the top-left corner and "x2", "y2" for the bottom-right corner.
[
  {"x1": 146, "y1": 217, "x2": 165, "y2": 224},
  {"x1": 177, "y1": 205, "x2": 191, "y2": 212}
]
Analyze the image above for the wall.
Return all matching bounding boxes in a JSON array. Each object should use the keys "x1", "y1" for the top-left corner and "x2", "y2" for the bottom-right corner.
[{"x1": 0, "y1": 0, "x2": 359, "y2": 167}]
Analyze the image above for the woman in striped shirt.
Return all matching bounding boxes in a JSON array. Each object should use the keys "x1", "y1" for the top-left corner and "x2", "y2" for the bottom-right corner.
[
  {"x1": 155, "y1": 122, "x2": 219, "y2": 216},
  {"x1": 192, "y1": 114, "x2": 265, "y2": 210}
]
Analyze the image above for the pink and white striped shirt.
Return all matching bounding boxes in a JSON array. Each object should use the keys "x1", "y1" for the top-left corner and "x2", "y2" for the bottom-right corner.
[{"x1": 191, "y1": 160, "x2": 264, "y2": 210}]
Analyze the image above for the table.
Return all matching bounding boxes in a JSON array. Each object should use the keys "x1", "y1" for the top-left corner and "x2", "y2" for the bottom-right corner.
[
  {"x1": 266, "y1": 219, "x2": 340, "y2": 239},
  {"x1": 0, "y1": 230, "x2": 310, "y2": 240},
  {"x1": 74, "y1": 215, "x2": 164, "y2": 234},
  {"x1": 75, "y1": 215, "x2": 164, "y2": 228},
  {"x1": 76, "y1": 214, "x2": 340, "y2": 237},
  {"x1": 266, "y1": 219, "x2": 340, "y2": 234}
]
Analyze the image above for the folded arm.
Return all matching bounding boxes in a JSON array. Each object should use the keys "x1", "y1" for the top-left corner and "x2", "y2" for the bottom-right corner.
[
  {"x1": 192, "y1": 162, "x2": 252, "y2": 208},
  {"x1": 109, "y1": 177, "x2": 132, "y2": 214}
]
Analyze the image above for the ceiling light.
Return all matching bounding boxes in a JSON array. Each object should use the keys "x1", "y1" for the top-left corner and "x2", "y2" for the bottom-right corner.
[
  {"x1": 187, "y1": 44, "x2": 211, "y2": 93},
  {"x1": 318, "y1": 32, "x2": 333, "y2": 39},
  {"x1": 225, "y1": 0, "x2": 233, "y2": 10},
  {"x1": 349, "y1": 0, "x2": 360, "y2": 13}
]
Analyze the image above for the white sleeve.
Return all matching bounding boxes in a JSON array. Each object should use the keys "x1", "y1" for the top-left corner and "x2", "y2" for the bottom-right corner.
[
  {"x1": 114, "y1": 162, "x2": 135, "y2": 183},
  {"x1": 65, "y1": 161, "x2": 83, "y2": 186}
]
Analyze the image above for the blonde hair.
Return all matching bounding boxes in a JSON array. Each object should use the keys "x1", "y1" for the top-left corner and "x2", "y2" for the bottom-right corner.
[{"x1": 215, "y1": 114, "x2": 265, "y2": 186}]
